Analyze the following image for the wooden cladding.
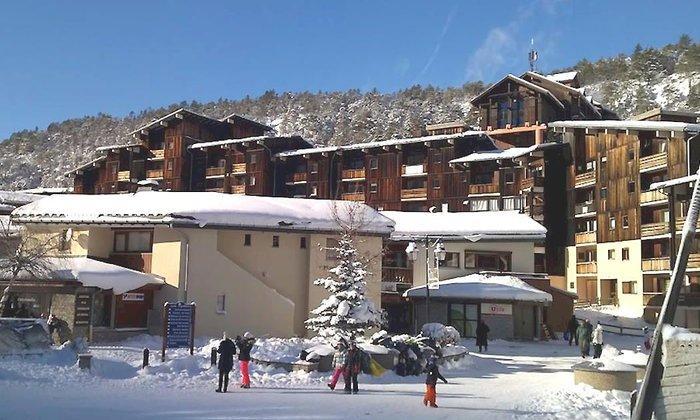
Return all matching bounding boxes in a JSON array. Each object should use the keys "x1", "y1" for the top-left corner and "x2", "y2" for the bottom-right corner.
[
  {"x1": 205, "y1": 166, "x2": 226, "y2": 177},
  {"x1": 287, "y1": 172, "x2": 307, "y2": 183},
  {"x1": 520, "y1": 176, "x2": 543, "y2": 190},
  {"x1": 117, "y1": 171, "x2": 130, "y2": 182},
  {"x1": 639, "y1": 152, "x2": 667, "y2": 172},
  {"x1": 231, "y1": 185, "x2": 245, "y2": 194},
  {"x1": 401, "y1": 187, "x2": 428, "y2": 200},
  {"x1": 231, "y1": 163, "x2": 246, "y2": 174},
  {"x1": 640, "y1": 189, "x2": 666, "y2": 204},
  {"x1": 641, "y1": 222, "x2": 669, "y2": 237},
  {"x1": 574, "y1": 171, "x2": 595, "y2": 187},
  {"x1": 642, "y1": 257, "x2": 670, "y2": 272},
  {"x1": 342, "y1": 192, "x2": 365, "y2": 201},
  {"x1": 150, "y1": 149, "x2": 165, "y2": 160},
  {"x1": 575, "y1": 231, "x2": 596, "y2": 245},
  {"x1": 468, "y1": 183, "x2": 499, "y2": 195},
  {"x1": 146, "y1": 169, "x2": 163, "y2": 179},
  {"x1": 342, "y1": 168, "x2": 366, "y2": 179},
  {"x1": 576, "y1": 261, "x2": 597, "y2": 274}
]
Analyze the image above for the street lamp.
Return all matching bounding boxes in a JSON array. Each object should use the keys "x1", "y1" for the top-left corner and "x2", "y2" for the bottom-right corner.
[{"x1": 405, "y1": 237, "x2": 446, "y2": 330}]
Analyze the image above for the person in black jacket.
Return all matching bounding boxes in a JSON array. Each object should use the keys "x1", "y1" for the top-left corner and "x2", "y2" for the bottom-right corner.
[
  {"x1": 476, "y1": 319, "x2": 490, "y2": 353},
  {"x1": 215, "y1": 332, "x2": 236, "y2": 393},
  {"x1": 423, "y1": 356, "x2": 447, "y2": 408},
  {"x1": 236, "y1": 332, "x2": 255, "y2": 388},
  {"x1": 567, "y1": 315, "x2": 579, "y2": 346},
  {"x1": 344, "y1": 341, "x2": 362, "y2": 394}
]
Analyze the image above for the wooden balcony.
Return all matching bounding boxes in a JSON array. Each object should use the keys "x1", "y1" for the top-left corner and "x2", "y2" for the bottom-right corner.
[
  {"x1": 231, "y1": 185, "x2": 246, "y2": 194},
  {"x1": 382, "y1": 267, "x2": 413, "y2": 284},
  {"x1": 641, "y1": 222, "x2": 669, "y2": 237},
  {"x1": 117, "y1": 171, "x2": 131, "y2": 182},
  {"x1": 575, "y1": 202, "x2": 596, "y2": 216},
  {"x1": 468, "y1": 183, "x2": 499, "y2": 195},
  {"x1": 205, "y1": 166, "x2": 226, "y2": 177},
  {"x1": 146, "y1": 169, "x2": 163, "y2": 179},
  {"x1": 575, "y1": 231, "x2": 596, "y2": 245},
  {"x1": 150, "y1": 149, "x2": 165, "y2": 160},
  {"x1": 642, "y1": 257, "x2": 670, "y2": 272},
  {"x1": 231, "y1": 163, "x2": 246, "y2": 175},
  {"x1": 342, "y1": 192, "x2": 365, "y2": 201},
  {"x1": 639, "y1": 152, "x2": 667, "y2": 172},
  {"x1": 401, "y1": 164, "x2": 426, "y2": 176},
  {"x1": 640, "y1": 189, "x2": 667, "y2": 204},
  {"x1": 688, "y1": 253, "x2": 700, "y2": 269},
  {"x1": 401, "y1": 187, "x2": 428, "y2": 200},
  {"x1": 205, "y1": 187, "x2": 224, "y2": 192},
  {"x1": 675, "y1": 217, "x2": 700, "y2": 229},
  {"x1": 287, "y1": 172, "x2": 307, "y2": 183},
  {"x1": 576, "y1": 261, "x2": 597, "y2": 274},
  {"x1": 574, "y1": 171, "x2": 596, "y2": 188},
  {"x1": 342, "y1": 168, "x2": 365, "y2": 180},
  {"x1": 520, "y1": 176, "x2": 544, "y2": 190}
]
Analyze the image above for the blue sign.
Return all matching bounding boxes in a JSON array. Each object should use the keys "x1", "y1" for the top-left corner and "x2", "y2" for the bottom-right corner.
[{"x1": 166, "y1": 304, "x2": 193, "y2": 349}]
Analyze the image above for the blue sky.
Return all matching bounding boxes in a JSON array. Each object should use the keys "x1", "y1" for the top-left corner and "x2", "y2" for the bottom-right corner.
[{"x1": 0, "y1": 0, "x2": 698, "y2": 139}]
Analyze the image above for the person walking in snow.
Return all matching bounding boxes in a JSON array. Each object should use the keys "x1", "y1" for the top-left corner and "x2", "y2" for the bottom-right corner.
[
  {"x1": 235, "y1": 332, "x2": 255, "y2": 389},
  {"x1": 591, "y1": 323, "x2": 604, "y2": 359},
  {"x1": 642, "y1": 326, "x2": 652, "y2": 350},
  {"x1": 344, "y1": 341, "x2": 362, "y2": 394},
  {"x1": 476, "y1": 319, "x2": 490, "y2": 353},
  {"x1": 567, "y1": 315, "x2": 579, "y2": 346},
  {"x1": 577, "y1": 319, "x2": 593, "y2": 358},
  {"x1": 215, "y1": 332, "x2": 236, "y2": 393},
  {"x1": 423, "y1": 355, "x2": 447, "y2": 408},
  {"x1": 327, "y1": 338, "x2": 348, "y2": 390}
]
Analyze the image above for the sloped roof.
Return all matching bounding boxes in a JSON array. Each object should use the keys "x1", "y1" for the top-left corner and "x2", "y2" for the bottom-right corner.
[
  {"x1": 449, "y1": 142, "x2": 562, "y2": 165},
  {"x1": 470, "y1": 74, "x2": 565, "y2": 110},
  {"x1": 404, "y1": 273, "x2": 553, "y2": 303},
  {"x1": 219, "y1": 112, "x2": 273, "y2": 131},
  {"x1": 549, "y1": 120, "x2": 700, "y2": 133},
  {"x1": 189, "y1": 135, "x2": 313, "y2": 150},
  {"x1": 128, "y1": 108, "x2": 229, "y2": 135}
]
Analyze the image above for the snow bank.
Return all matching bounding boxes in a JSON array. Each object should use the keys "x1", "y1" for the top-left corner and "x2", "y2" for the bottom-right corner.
[
  {"x1": 517, "y1": 384, "x2": 630, "y2": 419},
  {"x1": 421, "y1": 323, "x2": 460, "y2": 346}
]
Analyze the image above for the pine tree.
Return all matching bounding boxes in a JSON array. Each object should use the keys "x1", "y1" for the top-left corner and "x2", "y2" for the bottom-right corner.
[{"x1": 305, "y1": 231, "x2": 382, "y2": 342}]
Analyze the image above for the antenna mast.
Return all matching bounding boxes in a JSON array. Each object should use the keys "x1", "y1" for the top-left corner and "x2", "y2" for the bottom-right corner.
[{"x1": 528, "y1": 38, "x2": 538, "y2": 72}]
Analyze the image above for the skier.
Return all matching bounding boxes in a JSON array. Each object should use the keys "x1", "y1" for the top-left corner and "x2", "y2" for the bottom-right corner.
[
  {"x1": 591, "y1": 323, "x2": 604, "y2": 359},
  {"x1": 567, "y1": 315, "x2": 579, "y2": 346},
  {"x1": 327, "y1": 338, "x2": 348, "y2": 390},
  {"x1": 236, "y1": 332, "x2": 255, "y2": 389},
  {"x1": 577, "y1": 319, "x2": 593, "y2": 358},
  {"x1": 215, "y1": 332, "x2": 236, "y2": 393},
  {"x1": 344, "y1": 341, "x2": 362, "y2": 394},
  {"x1": 476, "y1": 319, "x2": 490, "y2": 353},
  {"x1": 423, "y1": 355, "x2": 448, "y2": 408}
]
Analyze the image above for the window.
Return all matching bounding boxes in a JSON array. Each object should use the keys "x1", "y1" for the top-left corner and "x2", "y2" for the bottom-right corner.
[
  {"x1": 369, "y1": 157, "x2": 378, "y2": 170},
  {"x1": 433, "y1": 150, "x2": 442, "y2": 164},
  {"x1": 325, "y1": 238, "x2": 339, "y2": 260},
  {"x1": 272, "y1": 235, "x2": 279, "y2": 248},
  {"x1": 370, "y1": 182, "x2": 378, "y2": 193},
  {"x1": 469, "y1": 198, "x2": 499, "y2": 212},
  {"x1": 216, "y1": 294, "x2": 226, "y2": 314},
  {"x1": 622, "y1": 248, "x2": 630, "y2": 260},
  {"x1": 502, "y1": 196, "x2": 521, "y2": 211},
  {"x1": 300, "y1": 237, "x2": 307, "y2": 249},
  {"x1": 622, "y1": 281, "x2": 636, "y2": 294},
  {"x1": 623, "y1": 215, "x2": 630, "y2": 229},
  {"x1": 244, "y1": 234, "x2": 251, "y2": 246},
  {"x1": 310, "y1": 184, "x2": 318, "y2": 197},
  {"x1": 448, "y1": 303, "x2": 478, "y2": 338},
  {"x1": 309, "y1": 162, "x2": 318, "y2": 174},
  {"x1": 167, "y1": 141, "x2": 174, "y2": 150},
  {"x1": 569, "y1": 282, "x2": 575, "y2": 289},
  {"x1": 610, "y1": 216, "x2": 616, "y2": 230},
  {"x1": 166, "y1": 160, "x2": 173, "y2": 171},
  {"x1": 439, "y1": 252, "x2": 460, "y2": 268},
  {"x1": 586, "y1": 160, "x2": 596, "y2": 171},
  {"x1": 248, "y1": 175, "x2": 256, "y2": 186},
  {"x1": 608, "y1": 249, "x2": 616, "y2": 260},
  {"x1": 628, "y1": 149, "x2": 635, "y2": 161},
  {"x1": 432, "y1": 178, "x2": 440, "y2": 190},
  {"x1": 464, "y1": 251, "x2": 511, "y2": 271},
  {"x1": 249, "y1": 154, "x2": 257, "y2": 164},
  {"x1": 628, "y1": 181, "x2": 636, "y2": 193},
  {"x1": 504, "y1": 171, "x2": 515, "y2": 184},
  {"x1": 600, "y1": 187, "x2": 608, "y2": 200},
  {"x1": 113, "y1": 230, "x2": 152, "y2": 253},
  {"x1": 496, "y1": 101, "x2": 509, "y2": 129}
]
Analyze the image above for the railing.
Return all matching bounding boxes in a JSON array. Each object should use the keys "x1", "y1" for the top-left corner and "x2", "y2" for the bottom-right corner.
[
  {"x1": 468, "y1": 183, "x2": 499, "y2": 195},
  {"x1": 231, "y1": 163, "x2": 246, "y2": 174},
  {"x1": 574, "y1": 171, "x2": 595, "y2": 187},
  {"x1": 639, "y1": 152, "x2": 667, "y2": 172},
  {"x1": 231, "y1": 185, "x2": 246, "y2": 194},
  {"x1": 641, "y1": 222, "x2": 669, "y2": 237},
  {"x1": 382, "y1": 267, "x2": 413, "y2": 284},
  {"x1": 287, "y1": 172, "x2": 307, "y2": 183},
  {"x1": 117, "y1": 171, "x2": 131, "y2": 182},
  {"x1": 576, "y1": 261, "x2": 597, "y2": 274},
  {"x1": 687, "y1": 253, "x2": 700, "y2": 269},
  {"x1": 342, "y1": 168, "x2": 365, "y2": 179},
  {"x1": 342, "y1": 192, "x2": 365, "y2": 201},
  {"x1": 520, "y1": 176, "x2": 544, "y2": 190},
  {"x1": 401, "y1": 164, "x2": 426, "y2": 176},
  {"x1": 146, "y1": 169, "x2": 163, "y2": 179},
  {"x1": 575, "y1": 231, "x2": 596, "y2": 245},
  {"x1": 642, "y1": 257, "x2": 670, "y2": 272},
  {"x1": 675, "y1": 216, "x2": 700, "y2": 229},
  {"x1": 205, "y1": 166, "x2": 226, "y2": 177},
  {"x1": 205, "y1": 187, "x2": 224, "y2": 192},
  {"x1": 401, "y1": 187, "x2": 427, "y2": 199},
  {"x1": 639, "y1": 189, "x2": 667, "y2": 204},
  {"x1": 575, "y1": 202, "x2": 596, "y2": 215},
  {"x1": 150, "y1": 149, "x2": 165, "y2": 160}
]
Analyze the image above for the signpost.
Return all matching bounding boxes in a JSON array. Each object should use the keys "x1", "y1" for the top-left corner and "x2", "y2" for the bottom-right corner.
[{"x1": 161, "y1": 302, "x2": 195, "y2": 362}]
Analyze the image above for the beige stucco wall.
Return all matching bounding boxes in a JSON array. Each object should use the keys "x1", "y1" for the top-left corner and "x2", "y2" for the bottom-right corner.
[
  {"x1": 596, "y1": 240, "x2": 643, "y2": 309},
  {"x1": 565, "y1": 246, "x2": 578, "y2": 294}
]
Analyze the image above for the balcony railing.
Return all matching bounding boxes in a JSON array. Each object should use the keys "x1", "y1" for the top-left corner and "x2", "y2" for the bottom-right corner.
[
  {"x1": 675, "y1": 216, "x2": 700, "y2": 229},
  {"x1": 205, "y1": 166, "x2": 226, "y2": 177},
  {"x1": 575, "y1": 231, "x2": 596, "y2": 245},
  {"x1": 342, "y1": 168, "x2": 365, "y2": 180},
  {"x1": 641, "y1": 222, "x2": 669, "y2": 237},
  {"x1": 150, "y1": 149, "x2": 165, "y2": 160},
  {"x1": 205, "y1": 187, "x2": 224, "y2": 192},
  {"x1": 575, "y1": 202, "x2": 596, "y2": 216},
  {"x1": 468, "y1": 183, "x2": 499, "y2": 195},
  {"x1": 231, "y1": 185, "x2": 246, "y2": 194},
  {"x1": 639, "y1": 152, "x2": 667, "y2": 172},
  {"x1": 642, "y1": 257, "x2": 670, "y2": 272},
  {"x1": 146, "y1": 169, "x2": 163, "y2": 179},
  {"x1": 401, "y1": 164, "x2": 427, "y2": 176},
  {"x1": 520, "y1": 176, "x2": 544, "y2": 190},
  {"x1": 231, "y1": 163, "x2": 246, "y2": 174},
  {"x1": 287, "y1": 172, "x2": 307, "y2": 183},
  {"x1": 688, "y1": 253, "x2": 700, "y2": 269},
  {"x1": 382, "y1": 267, "x2": 413, "y2": 284},
  {"x1": 575, "y1": 171, "x2": 596, "y2": 187},
  {"x1": 640, "y1": 189, "x2": 667, "y2": 204},
  {"x1": 576, "y1": 261, "x2": 597, "y2": 274},
  {"x1": 117, "y1": 171, "x2": 131, "y2": 182},
  {"x1": 401, "y1": 187, "x2": 428, "y2": 200},
  {"x1": 342, "y1": 192, "x2": 365, "y2": 201}
]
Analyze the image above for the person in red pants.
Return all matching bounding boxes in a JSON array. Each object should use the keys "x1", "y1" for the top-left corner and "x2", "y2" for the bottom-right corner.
[
  {"x1": 423, "y1": 356, "x2": 447, "y2": 408},
  {"x1": 327, "y1": 338, "x2": 348, "y2": 390},
  {"x1": 236, "y1": 332, "x2": 255, "y2": 388}
]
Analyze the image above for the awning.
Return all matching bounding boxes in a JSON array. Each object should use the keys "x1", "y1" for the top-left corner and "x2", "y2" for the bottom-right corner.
[{"x1": 403, "y1": 273, "x2": 552, "y2": 303}]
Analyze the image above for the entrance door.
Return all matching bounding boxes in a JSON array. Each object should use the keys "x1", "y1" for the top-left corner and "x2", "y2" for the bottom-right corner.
[
  {"x1": 514, "y1": 304, "x2": 535, "y2": 339},
  {"x1": 448, "y1": 303, "x2": 479, "y2": 338},
  {"x1": 114, "y1": 288, "x2": 153, "y2": 328}
]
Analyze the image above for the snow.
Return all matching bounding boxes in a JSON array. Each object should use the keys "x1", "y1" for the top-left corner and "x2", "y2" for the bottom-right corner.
[
  {"x1": 188, "y1": 135, "x2": 274, "y2": 149},
  {"x1": 662, "y1": 324, "x2": 700, "y2": 343},
  {"x1": 0, "y1": 191, "x2": 42, "y2": 207},
  {"x1": 404, "y1": 273, "x2": 553, "y2": 303},
  {"x1": 382, "y1": 210, "x2": 546, "y2": 240},
  {"x1": 614, "y1": 350, "x2": 648, "y2": 367},
  {"x1": 450, "y1": 145, "x2": 539, "y2": 164},
  {"x1": 545, "y1": 71, "x2": 579, "y2": 84},
  {"x1": 0, "y1": 257, "x2": 164, "y2": 294},
  {"x1": 421, "y1": 323, "x2": 461, "y2": 345},
  {"x1": 549, "y1": 119, "x2": 700, "y2": 133},
  {"x1": 572, "y1": 359, "x2": 638, "y2": 373},
  {"x1": 650, "y1": 173, "x2": 698, "y2": 190},
  {"x1": 11, "y1": 191, "x2": 395, "y2": 235}
]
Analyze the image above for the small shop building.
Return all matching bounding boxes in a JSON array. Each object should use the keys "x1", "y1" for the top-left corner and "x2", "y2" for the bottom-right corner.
[{"x1": 404, "y1": 273, "x2": 553, "y2": 340}]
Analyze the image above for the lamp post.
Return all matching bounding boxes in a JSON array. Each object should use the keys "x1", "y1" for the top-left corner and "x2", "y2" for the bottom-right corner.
[{"x1": 406, "y1": 237, "x2": 446, "y2": 329}]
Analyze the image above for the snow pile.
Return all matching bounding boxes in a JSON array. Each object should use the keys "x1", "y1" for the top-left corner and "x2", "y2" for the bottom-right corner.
[
  {"x1": 405, "y1": 273, "x2": 552, "y2": 303},
  {"x1": 251, "y1": 336, "x2": 322, "y2": 363},
  {"x1": 421, "y1": 323, "x2": 460, "y2": 346},
  {"x1": 573, "y1": 359, "x2": 638, "y2": 373},
  {"x1": 614, "y1": 350, "x2": 648, "y2": 367},
  {"x1": 517, "y1": 384, "x2": 630, "y2": 419}
]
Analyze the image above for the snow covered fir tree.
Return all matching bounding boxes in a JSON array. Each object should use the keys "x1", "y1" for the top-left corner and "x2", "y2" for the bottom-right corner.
[{"x1": 305, "y1": 207, "x2": 382, "y2": 342}]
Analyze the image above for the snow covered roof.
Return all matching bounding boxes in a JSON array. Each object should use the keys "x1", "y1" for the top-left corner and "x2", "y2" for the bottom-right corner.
[
  {"x1": 0, "y1": 191, "x2": 42, "y2": 208},
  {"x1": 381, "y1": 210, "x2": 546, "y2": 241},
  {"x1": 274, "y1": 131, "x2": 488, "y2": 159},
  {"x1": 129, "y1": 108, "x2": 228, "y2": 135},
  {"x1": 549, "y1": 120, "x2": 700, "y2": 134},
  {"x1": 188, "y1": 135, "x2": 313, "y2": 150},
  {"x1": 64, "y1": 156, "x2": 107, "y2": 176},
  {"x1": 11, "y1": 191, "x2": 395, "y2": 235},
  {"x1": 545, "y1": 71, "x2": 578, "y2": 84},
  {"x1": 0, "y1": 257, "x2": 163, "y2": 294},
  {"x1": 95, "y1": 142, "x2": 148, "y2": 152},
  {"x1": 650, "y1": 174, "x2": 698, "y2": 190},
  {"x1": 404, "y1": 273, "x2": 552, "y2": 303},
  {"x1": 219, "y1": 112, "x2": 273, "y2": 131},
  {"x1": 17, "y1": 187, "x2": 72, "y2": 195},
  {"x1": 470, "y1": 74, "x2": 565, "y2": 110},
  {"x1": 449, "y1": 142, "x2": 563, "y2": 165}
]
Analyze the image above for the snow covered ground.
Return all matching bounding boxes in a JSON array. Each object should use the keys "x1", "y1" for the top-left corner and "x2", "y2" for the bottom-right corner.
[{"x1": 0, "y1": 311, "x2": 648, "y2": 419}]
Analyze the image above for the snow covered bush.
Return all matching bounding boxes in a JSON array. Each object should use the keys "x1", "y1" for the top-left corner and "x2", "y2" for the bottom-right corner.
[{"x1": 421, "y1": 323, "x2": 460, "y2": 346}]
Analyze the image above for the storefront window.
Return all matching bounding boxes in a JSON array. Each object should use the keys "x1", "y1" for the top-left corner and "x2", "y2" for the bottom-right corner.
[{"x1": 448, "y1": 303, "x2": 478, "y2": 338}]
